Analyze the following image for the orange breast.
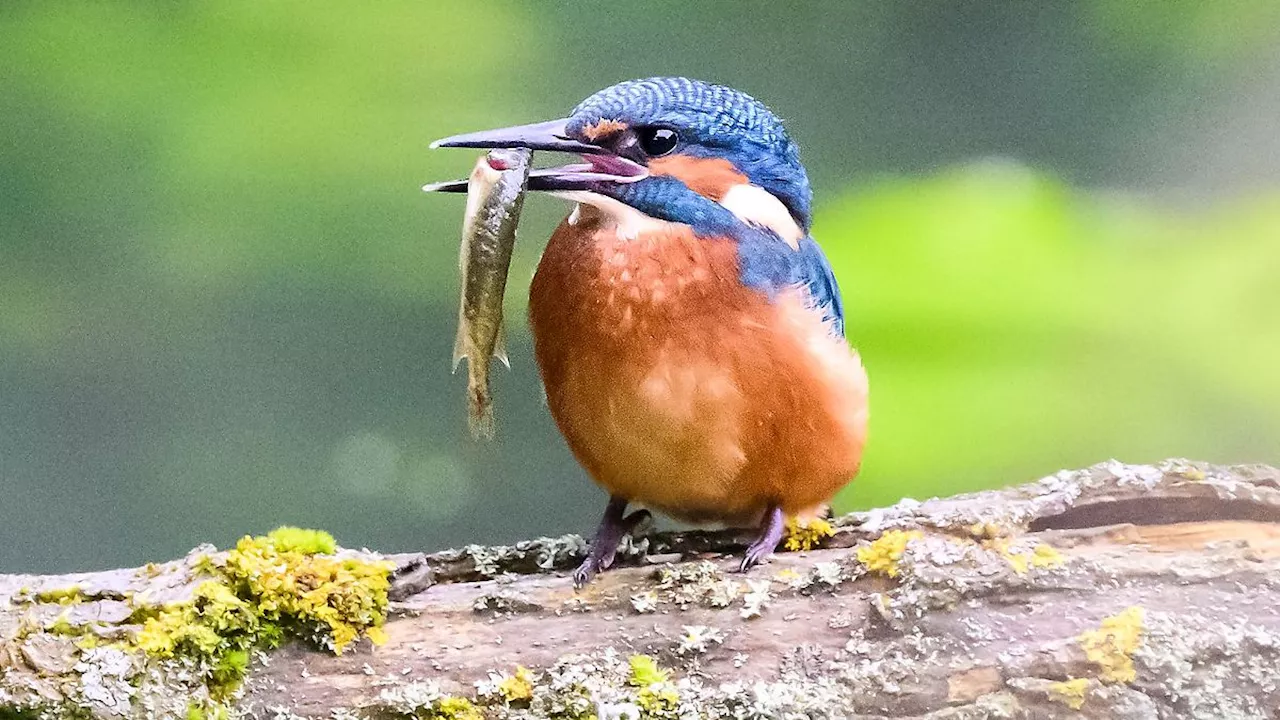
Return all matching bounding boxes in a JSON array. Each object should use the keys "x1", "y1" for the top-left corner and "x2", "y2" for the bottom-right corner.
[{"x1": 528, "y1": 205, "x2": 868, "y2": 525}]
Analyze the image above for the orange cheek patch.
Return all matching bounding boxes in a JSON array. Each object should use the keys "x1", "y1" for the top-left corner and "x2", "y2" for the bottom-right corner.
[
  {"x1": 582, "y1": 118, "x2": 628, "y2": 141},
  {"x1": 648, "y1": 155, "x2": 748, "y2": 201}
]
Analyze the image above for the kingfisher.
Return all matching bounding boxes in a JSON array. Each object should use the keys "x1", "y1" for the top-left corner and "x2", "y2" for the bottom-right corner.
[{"x1": 429, "y1": 77, "x2": 868, "y2": 585}]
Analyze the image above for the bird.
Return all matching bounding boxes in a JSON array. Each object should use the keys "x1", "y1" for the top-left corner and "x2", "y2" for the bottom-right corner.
[{"x1": 430, "y1": 77, "x2": 868, "y2": 585}]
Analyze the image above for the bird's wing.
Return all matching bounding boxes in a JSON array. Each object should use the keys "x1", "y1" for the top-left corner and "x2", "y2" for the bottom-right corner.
[
  {"x1": 793, "y1": 235, "x2": 845, "y2": 338},
  {"x1": 737, "y1": 229, "x2": 846, "y2": 338}
]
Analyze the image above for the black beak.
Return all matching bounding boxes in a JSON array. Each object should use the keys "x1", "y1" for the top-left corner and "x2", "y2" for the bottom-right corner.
[
  {"x1": 430, "y1": 118, "x2": 601, "y2": 155},
  {"x1": 425, "y1": 118, "x2": 648, "y2": 194}
]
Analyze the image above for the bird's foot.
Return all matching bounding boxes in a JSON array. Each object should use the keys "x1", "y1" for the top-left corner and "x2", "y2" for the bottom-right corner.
[
  {"x1": 740, "y1": 504, "x2": 786, "y2": 572},
  {"x1": 574, "y1": 496, "x2": 650, "y2": 588}
]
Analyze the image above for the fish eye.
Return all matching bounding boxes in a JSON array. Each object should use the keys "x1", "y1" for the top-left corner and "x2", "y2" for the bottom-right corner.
[{"x1": 637, "y1": 127, "x2": 679, "y2": 157}]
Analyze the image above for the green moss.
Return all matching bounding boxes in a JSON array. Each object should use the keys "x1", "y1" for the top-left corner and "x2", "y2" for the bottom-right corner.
[
  {"x1": 435, "y1": 697, "x2": 484, "y2": 720},
  {"x1": 637, "y1": 685, "x2": 680, "y2": 718},
  {"x1": 210, "y1": 648, "x2": 250, "y2": 697},
  {"x1": 628, "y1": 655, "x2": 669, "y2": 687},
  {"x1": 93, "y1": 526, "x2": 392, "y2": 713},
  {"x1": 628, "y1": 655, "x2": 681, "y2": 719},
  {"x1": 34, "y1": 585, "x2": 83, "y2": 605},
  {"x1": 265, "y1": 526, "x2": 338, "y2": 555},
  {"x1": 184, "y1": 701, "x2": 231, "y2": 720},
  {"x1": 134, "y1": 528, "x2": 391, "y2": 667}
]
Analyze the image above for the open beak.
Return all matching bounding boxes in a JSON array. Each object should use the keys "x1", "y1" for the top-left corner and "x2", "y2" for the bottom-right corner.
[{"x1": 424, "y1": 118, "x2": 647, "y2": 193}]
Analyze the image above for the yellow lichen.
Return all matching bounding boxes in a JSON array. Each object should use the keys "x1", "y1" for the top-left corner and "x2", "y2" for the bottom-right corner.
[
  {"x1": 135, "y1": 580, "x2": 255, "y2": 658},
  {"x1": 966, "y1": 522, "x2": 1004, "y2": 540},
  {"x1": 35, "y1": 585, "x2": 83, "y2": 605},
  {"x1": 45, "y1": 608, "x2": 79, "y2": 636},
  {"x1": 435, "y1": 696, "x2": 484, "y2": 720},
  {"x1": 125, "y1": 527, "x2": 393, "y2": 702},
  {"x1": 773, "y1": 568, "x2": 802, "y2": 583},
  {"x1": 74, "y1": 634, "x2": 100, "y2": 650},
  {"x1": 498, "y1": 665, "x2": 535, "y2": 703},
  {"x1": 1000, "y1": 542, "x2": 1067, "y2": 575},
  {"x1": 637, "y1": 682, "x2": 681, "y2": 718},
  {"x1": 366, "y1": 624, "x2": 389, "y2": 647},
  {"x1": 1049, "y1": 677, "x2": 1089, "y2": 709},
  {"x1": 856, "y1": 530, "x2": 923, "y2": 578},
  {"x1": 221, "y1": 530, "x2": 393, "y2": 654},
  {"x1": 1176, "y1": 467, "x2": 1206, "y2": 481},
  {"x1": 1030, "y1": 543, "x2": 1065, "y2": 568},
  {"x1": 783, "y1": 517, "x2": 836, "y2": 551},
  {"x1": 1078, "y1": 606, "x2": 1145, "y2": 683}
]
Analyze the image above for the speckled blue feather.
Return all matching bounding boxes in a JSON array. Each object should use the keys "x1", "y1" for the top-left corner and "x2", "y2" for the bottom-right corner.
[{"x1": 567, "y1": 77, "x2": 813, "y2": 228}]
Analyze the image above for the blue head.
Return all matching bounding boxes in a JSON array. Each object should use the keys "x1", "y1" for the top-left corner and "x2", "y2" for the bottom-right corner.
[{"x1": 429, "y1": 77, "x2": 813, "y2": 231}]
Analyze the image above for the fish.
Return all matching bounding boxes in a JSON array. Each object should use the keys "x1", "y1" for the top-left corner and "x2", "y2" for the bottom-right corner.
[{"x1": 425, "y1": 148, "x2": 532, "y2": 439}]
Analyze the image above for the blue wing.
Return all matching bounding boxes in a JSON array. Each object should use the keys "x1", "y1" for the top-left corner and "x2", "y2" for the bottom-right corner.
[
  {"x1": 624, "y1": 179, "x2": 845, "y2": 336},
  {"x1": 794, "y1": 235, "x2": 845, "y2": 337},
  {"x1": 736, "y1": 229, "x2": 846, "y2": 338}
]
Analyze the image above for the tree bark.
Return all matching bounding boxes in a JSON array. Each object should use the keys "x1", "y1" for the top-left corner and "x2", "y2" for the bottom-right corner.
[{"x1": 3, "y1": 458, "x2": 1280, "y2": 719}]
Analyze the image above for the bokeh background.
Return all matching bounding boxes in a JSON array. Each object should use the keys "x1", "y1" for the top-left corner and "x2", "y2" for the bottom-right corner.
[{"x1": 3, "y1": 2, "x2": 1278, "y2": 573}]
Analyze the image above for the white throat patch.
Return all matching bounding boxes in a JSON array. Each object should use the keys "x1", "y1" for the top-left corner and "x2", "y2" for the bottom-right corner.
[
  {"x1": 718, "y1": 184, "x2": 804, "y2": 249},
  {"x1": 554, "y1": 185, "x2": 804, "y2": 248},
  {"x1": 553, "y1": 190, "x2": 672, "y2": 241}
]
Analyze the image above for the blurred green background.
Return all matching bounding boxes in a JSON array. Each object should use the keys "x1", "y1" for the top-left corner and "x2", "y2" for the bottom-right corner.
[{"x1": 2, "y1": 2, "x2": 1278, "y2": 573}]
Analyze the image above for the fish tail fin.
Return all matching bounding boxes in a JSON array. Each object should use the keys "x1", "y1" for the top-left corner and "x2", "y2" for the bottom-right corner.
[
  {"x1": 467, "y1": 359, "x2": 496, "y2": 441},
  {"x1": 492, "y1": 318, "x2": 510, "y2": 369}
]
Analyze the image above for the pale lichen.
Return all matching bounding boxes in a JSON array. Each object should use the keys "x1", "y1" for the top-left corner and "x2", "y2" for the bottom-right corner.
[
  {"x1": 675, "y1": 625, "x2": 724, "y2": 655},
  {"x1": 379, "y1": 680, "x2": 483, "y2": 720},
  {"x1": 649, "y1": 562, "x2": 740, "y2": 611},
  {"x1": 628, "y1": 592, "x2": 657, "y2": 615},
  {"x1": 739, "y1": 579, "x2": 772, "y2": 619}
]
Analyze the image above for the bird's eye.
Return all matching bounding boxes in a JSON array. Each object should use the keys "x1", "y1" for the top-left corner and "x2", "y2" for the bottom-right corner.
[{"x1": 637, "y1": 127, "x2": 679, "y2": 157}]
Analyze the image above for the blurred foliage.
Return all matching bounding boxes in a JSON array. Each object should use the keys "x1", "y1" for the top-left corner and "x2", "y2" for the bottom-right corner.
[
  {"x1": 1, "y1": 1, "x2": 1277, "y2": 572},
  {"x1": 821, "y1": 163, "x2": 1280, "y2": 508}
]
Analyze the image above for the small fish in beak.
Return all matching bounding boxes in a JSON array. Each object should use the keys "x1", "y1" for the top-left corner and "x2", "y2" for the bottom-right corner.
[{"x1": 428, "y1": 148, "x2": 531, "y2": 440}]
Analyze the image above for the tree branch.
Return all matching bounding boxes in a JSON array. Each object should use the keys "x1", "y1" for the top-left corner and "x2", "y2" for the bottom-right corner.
[{"x1": 3, "y1": 459, "x2": 1280, "y2": 719}]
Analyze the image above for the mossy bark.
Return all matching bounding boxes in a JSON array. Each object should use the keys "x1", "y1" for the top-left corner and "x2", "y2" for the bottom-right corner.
[{"x1": 4, "y1": 459, "x2": 1280, "y2": 719}]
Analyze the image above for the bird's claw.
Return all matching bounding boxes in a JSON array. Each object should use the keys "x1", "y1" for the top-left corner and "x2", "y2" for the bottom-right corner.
[
  {"x1": 573, "y1": 554, "x2": 607, "y2": 588},
  {"x1": 738, "y1": 504, "x2": 785, "y2": 573},
  {"x1": 739, "y1": 541, "x2": 772, "y2": 572},
  {"x1": 574, "y1": 499, "x2": 650, "y2": 588}
]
